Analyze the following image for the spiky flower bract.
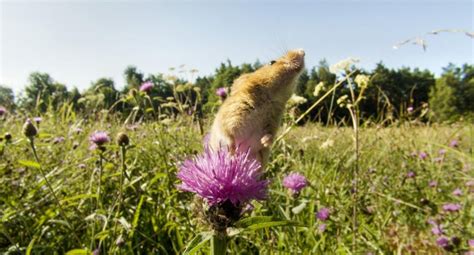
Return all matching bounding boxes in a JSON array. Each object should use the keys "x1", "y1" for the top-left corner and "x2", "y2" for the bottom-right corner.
[{"x1": 177, "y1": 148, "x2": 269, "y2": 206}]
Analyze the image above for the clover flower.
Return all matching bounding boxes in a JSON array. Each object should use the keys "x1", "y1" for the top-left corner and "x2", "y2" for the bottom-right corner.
[
  {"x1": 282, "y1": 172, "x2": 308, "y2": 194},
  {"x1": 140, "y1": 81, "x2": 153, "y2": 93},
  {"x1": 177, "y1": 148, "x2": 269, "y2": 206}
]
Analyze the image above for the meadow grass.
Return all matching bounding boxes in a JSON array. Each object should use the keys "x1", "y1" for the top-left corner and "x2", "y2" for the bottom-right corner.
[{"x1": 0, "y1": 113, "x2": 472, "y2": 254}]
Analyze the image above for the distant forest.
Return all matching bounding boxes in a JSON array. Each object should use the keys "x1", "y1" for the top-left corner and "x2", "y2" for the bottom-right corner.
[{"x1": 1, "y1": 60, "x2": 473, "y2": 123}]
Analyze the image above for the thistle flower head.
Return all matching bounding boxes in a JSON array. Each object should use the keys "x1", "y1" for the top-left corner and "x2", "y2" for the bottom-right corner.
[
  {"x1": 316, "y1": 207, "x2": 330, "y2": 221},
  {"x1": 452, "y1": 188, "x2": 462, "y2": 196},
  {"x1": 33, "y1": 117, "x2": 42, "y2": 124},
  {"x1": 177, "y1": 148, "x2": 269, "y2": 206},
  {"x1": 116, "y1": 132, "x2": 130, "y2": 147},
  {"x1": 442, "y1": 203, "x2": 461, "y2": 212},
  {"x1": 216, "y1": 87, "x2": 227, "y2": 99},
  {"x1": 407, "y1": 106, "x2": 414, "y2": 113},
  {"x1": 0, "y1": 106, "x2": 6, "y2": 116},
  {"x1": 140, "y1": 81, "x2": 153, "y2": 93},
  {"x1": 282, "y1": 172, "x2": 308, "y2": 194},
  {"x1": 22, "y1": 119, "x2": 38, "y2": 138},
  {"x1": 449, "y1": 139, "x2": 459, "y2": 148},
  {"x1": 436, "y1": 236, "x2": 449, "y2": 248},
  {"x1": 89, "y1": 131, "x2": 110, "y2": 149},
  {"x1": 419, "y1": 152, "x2": 428, "y2": 160}
]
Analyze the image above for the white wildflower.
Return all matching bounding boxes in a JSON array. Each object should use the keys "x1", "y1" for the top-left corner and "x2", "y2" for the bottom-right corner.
[
  {"x1": 320, "y1": 139, "x2": 334, "y2": 149},
  {"x1": 329, "y1": 58, "x2": 360, "y2": 74},
  {"x1": 313, "y1": 82, "x2": 326, "y2": 97},
  {"x1": 287, "y1": 94, "x2": 307, "y2": 107},
  {"x1": 337, "y1": 95, "x2": 349, "y2": 107},
  {"x1": 354, "y1": 74, "x2": 370, "y2": 89}
]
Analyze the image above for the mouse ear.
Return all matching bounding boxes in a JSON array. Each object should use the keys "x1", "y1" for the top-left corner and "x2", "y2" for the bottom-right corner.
[{"x1": 270, "y1": 60, "x2": 276, "y2": 65}]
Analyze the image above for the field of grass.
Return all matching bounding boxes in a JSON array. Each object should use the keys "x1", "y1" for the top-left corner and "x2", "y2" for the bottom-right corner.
[{"x1": 0, "y1": 113, "x2": 473, "y2": 254}]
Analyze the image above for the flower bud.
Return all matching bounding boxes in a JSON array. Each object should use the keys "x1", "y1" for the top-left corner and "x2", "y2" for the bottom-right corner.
[
  {"x1": 23, "y1": 120, "x2": 38, "y2": 138},
  {"x1": 116, "y1": 132, "x2": 130, "y2": 147},
  {"x1": 4, "y1": 133, "x2": 12, "y2": 142}
]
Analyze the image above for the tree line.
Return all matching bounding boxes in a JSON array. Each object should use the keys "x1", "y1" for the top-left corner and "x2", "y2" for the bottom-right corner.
[{"x1": 0, "y1": 60, "x2": 472, "y2": 123}]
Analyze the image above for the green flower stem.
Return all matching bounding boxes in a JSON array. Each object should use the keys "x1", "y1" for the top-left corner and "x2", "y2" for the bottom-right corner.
[
  {"x1": 97, "y1": 151, "x2": 104, "y2": 210},
  {"x1": 28, "y1": 138, "x2": 82, "y2": 244},
  {"x1": 210, "y1": 232, "x2": 227, "y2": 255}
]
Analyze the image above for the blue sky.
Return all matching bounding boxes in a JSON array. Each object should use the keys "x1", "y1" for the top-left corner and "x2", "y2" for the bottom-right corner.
[{"x1": 1, "y1": 0, "x2": 472, "y2": 94}]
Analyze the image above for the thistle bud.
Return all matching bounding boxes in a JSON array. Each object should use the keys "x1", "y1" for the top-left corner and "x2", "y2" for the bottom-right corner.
[
  {"x1": 23, "y1": 120, "x2": 38, "y2": 138},
  {"x1": 116, "y1": 132, "x2": 130, "y2": 147},
  {"x1": 4, "y1": 133, "x2": 12, "y2": 142}
]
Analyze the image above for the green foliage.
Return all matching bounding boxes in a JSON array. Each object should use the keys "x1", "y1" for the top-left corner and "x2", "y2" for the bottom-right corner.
[{"x1": 0, "y1": 85, "x2": 15, "y2": 110}]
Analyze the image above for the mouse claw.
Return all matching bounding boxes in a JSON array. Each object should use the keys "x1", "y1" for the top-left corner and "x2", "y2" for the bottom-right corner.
[{"x1": 261, "y1": 134, "x2": 273, "y2": 148}]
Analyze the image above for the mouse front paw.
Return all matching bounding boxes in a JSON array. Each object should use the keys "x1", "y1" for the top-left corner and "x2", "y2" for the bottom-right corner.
[{"x1": 261, "y1": 134, "x2": 273, "y2": 148}]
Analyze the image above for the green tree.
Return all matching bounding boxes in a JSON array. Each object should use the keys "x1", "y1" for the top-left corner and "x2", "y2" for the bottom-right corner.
[
  {"x1": 20, "y1": 72, "x2": 71, "y2": 112},
  {"x1": 0, "y1": 85, "x2": 15, "y2": 110}
]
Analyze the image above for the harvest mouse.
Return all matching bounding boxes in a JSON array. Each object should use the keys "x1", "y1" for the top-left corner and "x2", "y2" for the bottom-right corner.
[{"x1": 209, "y1": 49, "x2": 305, "y2": 166}]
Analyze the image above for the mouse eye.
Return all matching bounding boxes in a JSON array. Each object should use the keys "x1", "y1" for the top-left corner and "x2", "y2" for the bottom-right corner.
[{"x1": 270, "y1": 60, "x2": 276, "y2": 65}]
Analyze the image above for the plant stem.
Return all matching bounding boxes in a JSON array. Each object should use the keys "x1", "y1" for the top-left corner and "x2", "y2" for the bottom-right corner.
[
  {"x1": 97, "y1": 151, "x2": 104, "y2": 210},
  {"x1": 28, "y1": 138, "x2": 82, "y2": 244},
  {"x1": 210, "y1": 231, "x2": 227, "y2": 255}
]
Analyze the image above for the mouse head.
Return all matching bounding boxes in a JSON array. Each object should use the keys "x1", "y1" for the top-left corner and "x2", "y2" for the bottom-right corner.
[{"x1": 232, "y1": 49, "x2": 305, "y2": 100}]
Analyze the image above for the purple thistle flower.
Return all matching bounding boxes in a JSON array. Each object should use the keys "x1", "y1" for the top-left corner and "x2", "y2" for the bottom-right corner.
[
  {"x1": 452, "y1": 188, "x2": 462, "y2": 196},
  {"x1": 0, "y1": 106, "x2": 6, "y2": 116},
  {"x1": 53, "y1": 136, "x2": 65, "y2": 144},
  {"x1": 216, "y1": 87, "x2": 227, "y2": 99},
  {"x1": 33, "y1": 117, "x2": 42, "y2": 124},
  {"x1": 419, "y1": 152, "x2": 428, "y2": 160},
  {"x1": 89, "y1": 131, "x2": 110, "y2": 148},
  {"x1": 431, "y1": 225, "x2": 444, "y2": 235},
  {"x1": 407, "y1": 171, "x2": 416, "y2": 178},
  {"x1": 466, "y1": 180, "x2": 474, "y2": 187},
  {"x1": 449, "y1": 140, "x2": 459, "y2": 148},
  {"x1": 436, "y1": 236, "x2": 450, "y2": 248},
  {"x1": 438, "y1": 149, "x2": 447, "y2": 155},
  {"x1": 407, "y1": 106, "x2": 414, "y2": 113},
  {"x1": 429, "y1": 180, "x2": 438, "y2": 188},
  {"x1": 282, "y1": 172, "x2": 308, "y2": 194},
  {"x1": 177, "y1": 148, "x2": 269, "y2": 206},
  {"x1": 469, "y1": 239, "x2": 474, "y2": 248},
  {"x1": 316, "y1": 207, "x2": 330, "y2": 221},
  {"x1": 139, "y1": 81, "x2": 153, "y2": 93},
  {"x1": 442, "y1": 203, "x2": 461, "y2": 212},
  {"x1": 434, "y1": 157, "x2": 443, "y2": 163}
]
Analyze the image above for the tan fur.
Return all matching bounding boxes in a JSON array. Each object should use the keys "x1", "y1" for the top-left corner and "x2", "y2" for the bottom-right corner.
[{"x1": 209, "y1": 49, "x2": 305, "y2": 167}]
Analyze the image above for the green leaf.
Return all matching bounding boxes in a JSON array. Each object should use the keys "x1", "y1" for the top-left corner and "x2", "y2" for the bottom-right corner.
[
  {"x1": 18, "y1": 160, "x2": 41, "y2": 169},
  {"x1": 235, "y1": 216, "x2": 301, "y2": 232},
  {"x1": 183, "y1": 232, "x2": 212, "y2": 255},
  {"x1": 26, "y1": 236, "x2": 36, "y2": 255},
  {"x1": 65, "y1": 249, "x2": 90, "y2": 255},
  {"x1": 129, "y1": 195, "x2": 145, "y2": 239}
]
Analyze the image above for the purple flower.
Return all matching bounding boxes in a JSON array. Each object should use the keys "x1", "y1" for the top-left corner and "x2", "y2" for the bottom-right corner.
[
  {"x1": 89, "y1": 131, "x2": 110, "y2": 148},
  {"x1": 410, "y1": 151, "x2": 418, "y2": 157},
  {"x1": 431, "y1": 225, "x2": 444, "y2": 235},
  {"x1": 53, "y1": 136, "x2": 65, "y2": 144},
  {"x1": 436, "y1": 236, "x2": 450, "y2": 248},
  {"x1": 33, "y1": 117, "x2": 42, "y2": 124},
  {"x1": 0, "y1": 106, "x2": 6, "y2": 116},
  {"x1": 449, "y1": 140, "x2": 459, "y2": 148},
  {"x1": 434, "y1": 157, "x2": 443, "y2": 163},
  {"x1": 316, "y1": 207, "x2": 330, "y2": 221},
  {"x1": 282, "y1": 172, "x2": 308, "y2": 194},
  {"x1": 452, "y1": 188, "x2": 462, "y2": 196},
  {"x1": 318, "y1": 223, "x2": 327, "y2": 233},
  {"x1": 466, "y1": 180, "x2": 474, "y2": 187},
  {"x1": 407, "y1": 171, "x2": 416, "y2": 178},
  {"x1": 177, "y1": 148, "x2": 269, "y2": 206},
  {"x1": 469, "y1": 239, "x2": 474, "y2": 248},
  {"x1": 439, "y1": 149, "x2": 447, "y2": 155},
  {"x1": 140, "y1": 81, "x2": 153, "y2": 93},
  {"x1": 407, "y1": 106, "x2": 414, "y2": 113},
  {"x1": 442, "y1": 203, "x2": 461, "y2": 212},
  {"x1": 216, "y1": 87, "x2": 227, "y2": 99},
  {"x1": 429, "y1": 180, "x2": 438, "y2": 188},
  {"x1": 419, "y1": 152, "x2": 428, "y2": 160}
]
